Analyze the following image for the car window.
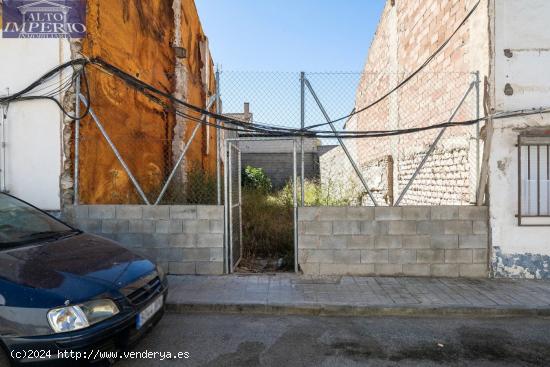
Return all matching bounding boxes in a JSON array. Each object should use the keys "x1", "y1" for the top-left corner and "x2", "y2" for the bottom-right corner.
[{"x1": 0, "y1": 194, "x2": 74, "y2": 246}]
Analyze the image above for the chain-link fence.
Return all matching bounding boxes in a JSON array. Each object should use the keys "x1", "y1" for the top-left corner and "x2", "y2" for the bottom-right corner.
[
  {"x1": 221, "y1": 68, "x2": 480, "y2": 207},
  {"x1": 74, "y1": 67, "x2": 480, "y2": 207}
]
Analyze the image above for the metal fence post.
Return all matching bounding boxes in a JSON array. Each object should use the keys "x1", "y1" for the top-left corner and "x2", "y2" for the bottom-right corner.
[
  {"x1": 74, "y1": 74, "x2": 81, "y2": 205},
  {"x1": 395, "y1": 82, "x2": 475, "y2": 206},
  {"x1": 223, "y1": 140, "x2": 229, "y2": 274},
  {"x1": 304, "y1": 78, "x2": 379, "y2": 206},
  {"x1": 293, "y1": 139, "x2": 298, "y2": 273},
  {"x1": 475, "y1": 71, "x2": 481, "y2": 203},
  {"x1": 216, "y1": 68, "x2": 222, "y2": 205},
  {"x1": 300, "y1": 72, "x2": 305, "y2": 206}
]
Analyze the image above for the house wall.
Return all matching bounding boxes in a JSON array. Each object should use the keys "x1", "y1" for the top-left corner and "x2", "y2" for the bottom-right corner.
[
  {"x1": 0, "y1": 1, "x2": 216, "y2": 209},
  {"x1": 324, "y1": 0, "x2": 489, "y2": 205},
  {"x1": 298, "y1": 206, "x2": 489, "y2": 277},
  {"x1": 77, "y1": 0, "x2": 217, "y2": 205},
  {"x1": 63, "y1": 205, "x2": 224, "y2": 275},
  {"x1": 0, "y1": 5, "x2": 71, "y2": 209},
  {"x1": 489, "y1": 0, "x2": 550, "y2": 278}
]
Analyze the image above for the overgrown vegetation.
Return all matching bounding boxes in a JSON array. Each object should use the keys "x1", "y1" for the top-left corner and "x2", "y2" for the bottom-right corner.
[{"x1": 242, "y1": 166, "x2": 272, "y2": 193}]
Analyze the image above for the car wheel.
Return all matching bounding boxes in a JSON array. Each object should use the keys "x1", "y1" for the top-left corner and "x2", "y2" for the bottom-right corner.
[{"x1": 0, "y1": 348, "x2": 10, "y2": 367}]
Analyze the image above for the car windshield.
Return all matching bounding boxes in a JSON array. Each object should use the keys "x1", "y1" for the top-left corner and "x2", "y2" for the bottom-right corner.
[{"x1": 0, "y1": 194, "x2": 75, "y2": 247}]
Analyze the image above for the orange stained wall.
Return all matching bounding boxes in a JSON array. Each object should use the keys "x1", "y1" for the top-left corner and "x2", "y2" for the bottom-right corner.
[{"x1": 78, "y1": 0, "x2": 216, "y2": 204}]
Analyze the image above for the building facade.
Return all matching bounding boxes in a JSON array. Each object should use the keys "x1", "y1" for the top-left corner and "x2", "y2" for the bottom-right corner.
[
  {"x1": 322, "y1": 0, "x2": 550, "y2": 278},
  {"x1": 0, "y1": 0, "x2": 216, "y2": 209}
]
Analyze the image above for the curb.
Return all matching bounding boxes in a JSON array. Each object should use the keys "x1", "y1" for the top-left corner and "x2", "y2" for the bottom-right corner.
[{"x1": 166, "y1": 302, "x2": 550, "y2": 318}]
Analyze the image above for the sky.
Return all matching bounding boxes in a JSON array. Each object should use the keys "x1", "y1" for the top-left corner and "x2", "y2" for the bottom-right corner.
[{"x1": 195, "y1": 0, "x2": 386, "y2": 72}]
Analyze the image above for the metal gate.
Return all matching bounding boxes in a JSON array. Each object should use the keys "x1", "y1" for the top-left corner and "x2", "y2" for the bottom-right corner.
[
  {"x1": 224, "y1": 138, "x2": 299, "y2": 273},
  {"x1": 225, "y1": 141, "x2": 243, "y2": 272}
]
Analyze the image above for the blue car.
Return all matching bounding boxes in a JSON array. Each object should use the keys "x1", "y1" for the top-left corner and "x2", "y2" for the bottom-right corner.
[{"x1": 0, "y1": 193, "x2": 167, "y2": 366}]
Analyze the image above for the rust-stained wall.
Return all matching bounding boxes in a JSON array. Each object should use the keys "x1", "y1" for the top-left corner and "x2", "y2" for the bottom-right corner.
[{"x1": 77, "y1": 0, "x2": 216, "y2": 204}]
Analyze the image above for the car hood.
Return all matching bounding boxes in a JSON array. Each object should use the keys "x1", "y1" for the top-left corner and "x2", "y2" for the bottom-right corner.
[{"x1": 0, "y1": 233, "x2": 156, "y2": 307}]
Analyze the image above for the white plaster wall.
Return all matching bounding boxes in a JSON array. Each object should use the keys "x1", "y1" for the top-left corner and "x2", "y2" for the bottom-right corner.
[
  {"x1": 489, "y1": 0, "x2": 550, "y2": 259},
  {"x1": 0, "y1": 37, "x2": 71, "y2": 210}
]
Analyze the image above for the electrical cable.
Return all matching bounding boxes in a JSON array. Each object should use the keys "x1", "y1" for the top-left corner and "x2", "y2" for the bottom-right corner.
[{"x1": 304, "y1": 0, "x2": 481, "y2": 130}]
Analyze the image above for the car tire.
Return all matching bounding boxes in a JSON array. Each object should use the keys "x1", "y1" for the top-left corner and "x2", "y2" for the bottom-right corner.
[{"x1": 0, "y1": 348, "x2": 10, "y2": 367}]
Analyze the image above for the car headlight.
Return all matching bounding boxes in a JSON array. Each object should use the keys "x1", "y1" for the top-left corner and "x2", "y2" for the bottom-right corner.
[
  {"x1": 47, "y1": 299, "x2": 119, "y2": 333},
  {"x1": 156, "y1": 265, "x2": 165, "y2": 280}
]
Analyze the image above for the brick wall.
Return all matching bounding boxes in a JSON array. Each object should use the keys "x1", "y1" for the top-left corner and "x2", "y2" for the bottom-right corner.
[
  {"x1": 329, "y1": 0, "x2": 486, "y2": 205},
  {"x1": 63, "y1": 205, "x2": 224, "y2": 275},
  {"x1": 298, "y1": 206, "x2": 488, "y2": 278}
]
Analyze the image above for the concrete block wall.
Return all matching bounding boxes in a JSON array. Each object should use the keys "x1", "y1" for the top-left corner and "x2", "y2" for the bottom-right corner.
[
  {"x1": 298, "y1": 206, "x2": 488, "y2": 278},
  {"x1": 63, "y1": 205, "x2": 224, "y2": 275}
]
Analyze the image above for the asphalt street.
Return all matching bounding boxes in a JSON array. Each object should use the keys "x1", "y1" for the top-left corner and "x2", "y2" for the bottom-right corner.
[{"x1": 117, "y1": 313, "x2": 550, "y2": 367}]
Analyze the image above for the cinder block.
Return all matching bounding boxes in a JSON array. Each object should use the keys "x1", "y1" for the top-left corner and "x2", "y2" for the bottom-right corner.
[
  {"x1": 403, "y1": 264, "x2": 430, "y2": 276},
  {"x1": 430, "y1": 235, "x2": 459, "y2": 249},
  {"x1": 168, "y1": 262, "x2": 196, "y2": 275},
  {"x1": 197, "y1": 233, "x2": 224, "y2": 247},
  {"x1": 444, "y1": 221, "x2": 472, "y2": 235},
  {"x1": 299, "y1": 235, "x2": 320, "y2": 249},
  {"x1": 299, "y1": 207, "x2": 320, "y2": 221},
  {"x1": 142, "y1": 233, "x2": 170, "y2": 247},
  {"x1": 473, "y1": 249, "x2": 488, "y2": 264},
  {"x1": 333, "y1": 250, "x2": 361, "y2": 264},
  {"x1": 375, "y1": 207, "x2": 402, "y2": 220},
  {"x1": 101, "y1": 219, "x2": 129, "y2": 234},
  {"x1": 319, "y1": 207, "x2": 347, "y2": 220},
  {"x1": 361, "y1": 249, "x2": 389, "y2": 264},
  {"x1": 116, "y1": 233, "x2": 143, "y2": 247},
  {"x1": 197, "y1": 206, "x2": 224, "y2": 220},
  {"x1": 116, "y1": 206, "x2": 143, "y2": 219},
  {"x1": 300, "y1": 262, "x2": 320, "y2": 275},
  {"x1": 417, "y1": 221, "x2": 445, "y2": 235},
  {"x1": 374, "y1": 264, "x2": 403, "y2": 275},
  {"x1": 142, "y1": 206, "x2": 170, "y2": 220},
  {"x1": 304, "y1": 221, "x2": 332, "y2": 235},
  {"x1": 389, "y1": 249, "x2": 416, "y2": 264},
  {"x1": 431, "y1": 207, "x2": 459, "y2": 220},
  {"x1": 319, "y1": 263, "x2": 374, "y2": 275},
  {"x1": 459, "y1": 264, "x2": 488, "y2": 278},
  {"x1": 129, "y1": 220, "x2": 155, "y2": 234},
  {"x1": 431, "y1": 264, "x2": 459, "y2": 277},
  {"x1": 155, "y1": 220, "x2": 183, "y2": 234},
  {"x1": 319, "y1": 236, "x2": 347, "y2": 249},
  {"x1": 169, "y1": 233, "x2": 197, "y2": 248},
  {"x1": 182, "y1": 248, "x2": 211, "y2": 261},
  {"x1": 402, "y1": 207, "x2": 431, "y2": 221},
  {"x1": 89, "y1": 206, "x2": 116, "y2": 219},
  {"x1": 346, "y1": 235, "x2": 375, "y2": 249},
  {"x1": 301, "y1": 249, "x2": 334, "y2": 263},
  {"x1": 332, "y1": 221, "x2": 361, "y2": 235},
  {"x1": 459, "y1": 235, "x2": 487, "y2": 249},
  {"x1": 163, "y1": 247, "x2": 184, "y2": 262},
  {"x1": 196, "y1": 261, "x2": 224, "y2": 275},
  {"x1": 346, "y1": 207, "x2": 374, "y2": 220},
  {"x1": 210, "y1": 248, "x2": 224, "y2": 262},
  {"x1": 182, "y1": 220, "x2": 211, "y2": 234},
  {"x1": 78, "y1": 219, "x2": 102, "y2": 232},
  {"x1": 458, "y1": 206, "x2": 488, "y2": 220},
  {"x1": 74, "y1": 205, "x2": 89, "y2": 219},
  {"x1": 445, "y1": 249, "x2": 473, "y2": 264},
  {"x1": 361, "y1": 221, "x2": 389, "y2": 235},
  {"x1": 473, "y1": 221, "x2": 488, "y2": 234},
  {"x1": 210, "y1": 220, "x2": 224, "y2": 234},
  {"x1": 375, "y1": 235, "x2": 402, "y2": 249},
  {"x1": 416, "y1": 249, "x2": 445, "y2": 264},
  {"x1": 170, "y1": 206, "x2": 197, "y2": 219},
  {"x1": 402, "y1": 235, "x2": 431, "y2": 249},
  {"x1": 388, "y1": 221, "x2": 417, "y2": 235}
]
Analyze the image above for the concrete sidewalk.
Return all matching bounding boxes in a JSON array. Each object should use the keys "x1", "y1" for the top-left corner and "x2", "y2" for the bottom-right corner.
[{"x1": 166, "y1": 274, "x2": 550, "y2": 317}]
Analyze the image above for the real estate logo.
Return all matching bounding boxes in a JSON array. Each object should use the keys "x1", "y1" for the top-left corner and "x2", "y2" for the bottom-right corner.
[{"x1": 2, "y1": 0, "x2": 86, "y2": 38}]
